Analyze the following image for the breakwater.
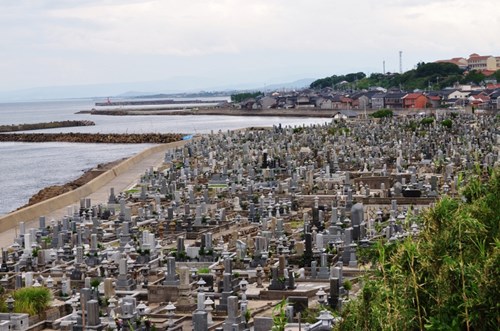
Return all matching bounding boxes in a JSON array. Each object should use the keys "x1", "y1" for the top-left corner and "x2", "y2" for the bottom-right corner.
[
  {"x1": 0, "y1": 132, "x2": 183, "y2": 144},
  {"x1": 84, "y1": 108, "x2": 343, "y2": 117},
  {"x1": 95, "y1": 99, "x2": 225, "y2": 106},
  {"x1": 0, "y1": 120, "x2": 95, "y2": 132}
]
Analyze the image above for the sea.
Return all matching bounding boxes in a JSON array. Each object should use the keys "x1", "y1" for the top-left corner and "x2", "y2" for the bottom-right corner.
[{"x1": 0, "y1": 98, "x2": 331, "y2": 216}]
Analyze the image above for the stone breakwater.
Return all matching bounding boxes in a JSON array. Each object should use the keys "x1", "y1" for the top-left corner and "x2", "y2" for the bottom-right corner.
[
  {"x1": 0, "y1": 132, "x2": 184, "y2": 144},
  {"x1": 0, "y1": 120, "x2": 95, "y2": 132},
  {"x1": 83, "y1": 108, "x2": 341, "y2": 117}
]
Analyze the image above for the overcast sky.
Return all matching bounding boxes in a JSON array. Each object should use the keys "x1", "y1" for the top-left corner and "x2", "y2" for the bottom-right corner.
[{"x1": 1, "y1": 0, "x2": 499, "y2": 92}]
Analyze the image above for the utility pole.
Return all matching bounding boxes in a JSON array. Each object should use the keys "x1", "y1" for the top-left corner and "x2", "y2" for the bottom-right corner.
[{"x1": 399, "y1": 51, "x2": 403, "y2": 74}]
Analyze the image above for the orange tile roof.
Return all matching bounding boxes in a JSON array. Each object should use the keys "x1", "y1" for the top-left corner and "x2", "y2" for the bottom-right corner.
[{"x1": 403, "y1": 93, "x2": 425, "y2": 100}]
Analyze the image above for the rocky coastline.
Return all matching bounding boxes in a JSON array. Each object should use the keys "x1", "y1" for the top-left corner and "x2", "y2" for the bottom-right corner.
[
  {"x1": 0, "y1": 132, "x2": 184, "y2": 144},
  {"x1": 0, "y1": 120, "x2": 95, "y2": 132}
]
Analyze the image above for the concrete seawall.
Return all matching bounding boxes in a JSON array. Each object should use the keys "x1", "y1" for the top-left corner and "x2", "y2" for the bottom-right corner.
[{"x1": 0, "y1": 142, "x2": 185, "y2": 233}]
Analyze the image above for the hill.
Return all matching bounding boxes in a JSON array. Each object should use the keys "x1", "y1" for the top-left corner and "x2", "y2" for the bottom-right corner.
[{"x1": 310, "y1": 62, "x2": 500, "y2": 91}]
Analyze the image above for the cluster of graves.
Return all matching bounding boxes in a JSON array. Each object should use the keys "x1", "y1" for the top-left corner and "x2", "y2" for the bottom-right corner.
[{"x1": 1, "y1": 113, "x2": 498, "y2": 331}]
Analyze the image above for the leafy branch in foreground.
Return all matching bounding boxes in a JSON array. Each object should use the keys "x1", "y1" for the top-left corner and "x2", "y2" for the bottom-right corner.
[{"x1": 336, "y1": 167, "x2": 500, "y2": 331}]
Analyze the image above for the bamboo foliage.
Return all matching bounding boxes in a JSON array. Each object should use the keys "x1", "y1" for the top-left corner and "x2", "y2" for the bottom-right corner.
[{"x1": 337, "y1": 167, "x2": 499, "y2": 331}]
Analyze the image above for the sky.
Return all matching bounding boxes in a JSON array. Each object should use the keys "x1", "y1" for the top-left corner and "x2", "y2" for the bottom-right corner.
[{"x1": 0, "y1": 0, "x2": 499, "y2": 95}]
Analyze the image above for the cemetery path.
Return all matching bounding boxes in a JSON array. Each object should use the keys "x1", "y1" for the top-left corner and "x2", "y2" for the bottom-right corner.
[{"x1": 0, "y1": 139, "x2": 191, "y2": 247}]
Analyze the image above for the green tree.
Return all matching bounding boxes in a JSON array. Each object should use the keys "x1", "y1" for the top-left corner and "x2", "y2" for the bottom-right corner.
[
  {"x1": 230, "y1": 92, "x2": 262, "y2": 103},
  {"x1": 462, "y1": 70, "x2": 486, "y2": 85},
  {"x1": 490, "y1": 69, "x2": 500, "y2": 81},
  {"x1": 441, "y1": 119, "x2": 452, "y2": 128},
  {"x1": 370, "y1": 109, "x2": 393, "y2": 118},
  {"x1": 420, "y1": 117, "x2": 434, "y2": 125}
]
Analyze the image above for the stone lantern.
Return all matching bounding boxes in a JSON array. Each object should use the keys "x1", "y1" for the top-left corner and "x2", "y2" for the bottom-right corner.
[
  {"x1": 316, "y1": 287, "x2": 327, "y2": 306},
  {"x1": 317, "y1": 310, "x2": 335, "y2": 329},
  {"x1": 165, "y1": 301, "x2": 176, "y2": 329},
  {"x1": 197, "y1": 278, "x2": 206, "y2": 292},
  {"x1": 204, "y1": 297, "x2": 214, "y2": 325}
]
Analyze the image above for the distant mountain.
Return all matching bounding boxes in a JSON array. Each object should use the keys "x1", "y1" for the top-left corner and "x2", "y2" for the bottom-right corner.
[
  {"x1": 120, "y1": 79, "x2": 316, "y2": 98},
  {"x1": 0, "y1": 77, "x2": 316, "y2": 102},
  {"x1": 261, "y1": 78, "x2": 316, "y2": 91}
]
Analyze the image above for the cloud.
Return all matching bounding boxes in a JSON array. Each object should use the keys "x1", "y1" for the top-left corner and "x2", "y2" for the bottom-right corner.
[{"x1": 0, "y1": 0, "x2": 499, "y2": 91}]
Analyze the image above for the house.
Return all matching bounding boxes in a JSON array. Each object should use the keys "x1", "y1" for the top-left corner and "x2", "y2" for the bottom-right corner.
[
  {"x1": 384, "y1": 92, "x2": 407, "y2": 109},
  {"x1": 351, "y1": 91, "x2": 379, "y2": 109},
  {"x1": 488, "y1": 89, "x2": 500, "y2": 109},
  {"x1": 296, "y1": 94, "x2": 315, "y2": 108},
  {"x1": 258, "y1": 96, "x2": 277, "y2": 109},
  {"x1": 435, "y1": 57, "x2": 469, "y2": 69},
  {"x1": 468, "y1": 93, "x2": 490, "y2": 108},
  {"x1": 371, "y1": 93, "x2": 386, "y2": 109},
  {"x1": 444, "y1": 98, "x2": 466, "y2": 108},
  {"x1": 331, "y1": 95, "x2": 352, "y2": 109},
  {"x1": 425, "y1": 93, "x2": 442, "y2": 108},
  {"x1": 319, "y1": 98, "x2": 334, "y2": 109},
  {"x1": 239, "y1": 98, "x2": 257, "y2": 110},
  {"x1": 486, "y1": 83, "x2": 500, "y2": 90},
  {"x1": 402, "y1": 93, "x2": 428, "y2": 109},
  {"x1": 441, "y1": 89, "x2": 470, "y2": 100}
]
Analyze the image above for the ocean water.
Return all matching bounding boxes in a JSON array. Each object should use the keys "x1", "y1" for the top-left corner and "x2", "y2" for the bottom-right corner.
[{"x1": 0, "y1": 98, "x2": 330, "y2": 215}]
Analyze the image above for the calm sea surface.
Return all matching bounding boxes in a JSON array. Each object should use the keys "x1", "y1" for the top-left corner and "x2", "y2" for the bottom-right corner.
[{"x1": 0, "y1": 98, "x2": 330, "y2": 215}]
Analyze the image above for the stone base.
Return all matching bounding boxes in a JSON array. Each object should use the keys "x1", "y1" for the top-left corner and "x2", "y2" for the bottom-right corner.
[
  {"x1": 147, "y1": 285, "x2": 179, "y2": 303},
  {"x1": 223, "y1": 320, "x2": 245, "y2": 331},
  {"x1": 176, "y1": 299, "x2": 196, "y2": 313},
  {"x1": 318, "y1": 267, "x2": 330, "y2": 280},
  {"x1": 73, "y1": 324, "x2": 104, "y2": 331},
  {"x1": 116, "y1": 277, "x2": 136, "y2": 291}
]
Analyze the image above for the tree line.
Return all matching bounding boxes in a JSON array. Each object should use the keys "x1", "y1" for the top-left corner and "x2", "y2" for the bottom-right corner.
[
  {"x1": 230, "y1": 91, "x2": 263, "y2": 103},
  {"x1": 310, "y1": 62, "x2": 500, "y2": 91}
]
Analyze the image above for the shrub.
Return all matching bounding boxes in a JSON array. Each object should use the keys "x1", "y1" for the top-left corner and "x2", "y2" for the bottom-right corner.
[
  {"x1": 370, "y1": 109, "x2": 393, "y2": 118},
  {"x1": 441, "y1": 119, "x2": 452, "y2": 128},
  {"x1": 90, "y1": 278, "x2": 101, "y2": 288},
  {"x1": 11, "y1": 287, "x2": 52, "y2": 315},
  {"x1": 420, "y1": 117, "x2": 434, "y2": 125}
]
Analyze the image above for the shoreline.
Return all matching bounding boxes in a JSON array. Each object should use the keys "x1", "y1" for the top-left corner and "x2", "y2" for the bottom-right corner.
[
  {"x1": 0, "y1": 140, "x2": 190, "y2": 244},
  {"x1": 13, "y1": 158, "x2": 127, "y2": 211}
]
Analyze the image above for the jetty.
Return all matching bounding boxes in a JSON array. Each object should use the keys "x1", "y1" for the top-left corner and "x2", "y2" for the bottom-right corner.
[{"x1": 0, "y1": 120, "x2": 95, "y2": 132}]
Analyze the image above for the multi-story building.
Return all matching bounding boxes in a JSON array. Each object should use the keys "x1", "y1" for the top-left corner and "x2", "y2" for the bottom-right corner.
[
  {"x1": 467, "y1": 53, "x2": 497, "y2": 71},
  {"x1": 435, "y1": 53, "x2": 500, "y2": 71}
]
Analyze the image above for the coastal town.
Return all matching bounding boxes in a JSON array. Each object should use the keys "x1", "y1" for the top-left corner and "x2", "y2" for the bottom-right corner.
[{"x1": 234, "y1": 54, "x2": 500, "y2": 113}]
